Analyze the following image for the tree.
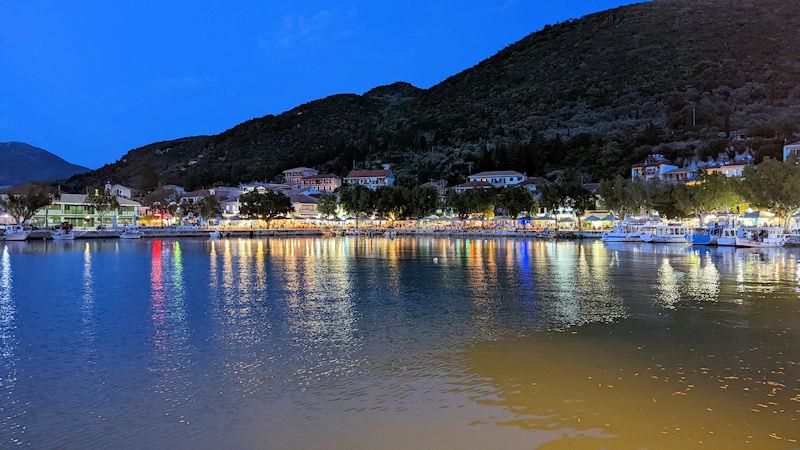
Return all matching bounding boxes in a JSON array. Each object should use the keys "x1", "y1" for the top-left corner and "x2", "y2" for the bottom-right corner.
[
  {"x1": 196, "y1": 195, "x2": 222, "y2": 223},
  {"x1": 375, "y1": 186, "x2": 410, "y2": 220},
  {"x1": 409, "y1": 186, "x2": 439, "y2": 219},
  {"x1": 338, "y1": 185, "x2": 377, "y2": 219},
  {"x1": 318, "y1": 194, "x2": 338, "y2": 218},
  {"x1": 495, "y1": 186, "x2": 534, "y2": 218},
  {"x1": 0, "y1": 184, "x2": 59, "y2": 225},
  {"x1": 446, "y1": 190, "x2": 473, "y2": 220},
  {"x1": 598, "y1": 176, "x2": 629, "y2": 214},
  {"x1": 446, "y1": 188, "x2": 496, "y2": 220},
  {"x1": 740, "y1": 157, "x2": 800, "y2": 230},
  {"x1": 87, "y1": 187, "x2": 120, "y2": 229},
  {"x1": 239, "y1": 190, "x2": 293, "y2": 227}
]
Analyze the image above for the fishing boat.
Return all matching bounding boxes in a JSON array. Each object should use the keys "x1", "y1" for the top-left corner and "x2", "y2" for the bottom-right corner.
[
  {"x1": 119, "y1": 227, "x2": 144, "y2": 239},
  {"x1": 601, "y1": 222, "x2": 642, "y2": 242},
  {"x1": 209, "y1": 230, "x2": 222, "y2": 239},
  {"x1": 51, "y1": 230, "x2": 75, "y2": 240},
  {"x1": 2, "y1": 225, "x2": 30, "y2": 241},
  {"x1": 686, "y1": 227, "x2": 717, "y2": 245},
  {"x1": 639, "y1": 224, "x2": 690, "y2": 243},
  {"x1": 735, "y1": 227, "x2": 786, "y2": 248},
  {"x1": 716, "y1": 227, "x2": 740, "y2": 246}
]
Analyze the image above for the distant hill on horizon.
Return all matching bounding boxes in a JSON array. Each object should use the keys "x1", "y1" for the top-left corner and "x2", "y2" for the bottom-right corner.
[
  {"x1": 0, "y1": 142, "x2": 89, "y2": 187},
  {"x1": 65, "y1": 0, "x2": 800, "y2": 192}
]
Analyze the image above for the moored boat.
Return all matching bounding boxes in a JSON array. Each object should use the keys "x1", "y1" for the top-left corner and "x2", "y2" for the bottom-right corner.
[
  {"x1": 601, "y1": 223, "x2": 641, "y2": 242},
  {"x1": 716, "y1": 227, "x2": 740, "y2": 246},
  {"x1": 51, "y1": 230, "x2": 75, "y2": 240},
  {"x1": 209, "y1": 230, "x2": 222, "y2": 239},
  {"x1": 2, "y1": 225, "x2": 30, "y2": 241},
  {"x1": 119, "y1": 227, "x2": 144, "y2": 239},
  {"x1": 735, "y1": 227, "x2": 786, "y2": 248},
  {"x1": 640, "y1": 224, "x2": 690, "y2": 243},
  {"x1": 687, "y1": 227, "x2": 717, "y2": 246}
]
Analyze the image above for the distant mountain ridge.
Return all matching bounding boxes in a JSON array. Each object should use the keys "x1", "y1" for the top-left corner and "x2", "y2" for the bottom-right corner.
[
  {"x1": 0, "y1": 142, "x2": 89, "y2": 187},
  {"x1": 66, "y1": 0, "x2": 800, "y2": 192}
]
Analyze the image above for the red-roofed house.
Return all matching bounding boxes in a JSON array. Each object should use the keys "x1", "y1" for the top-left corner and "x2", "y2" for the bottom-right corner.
[{"x1": 344, "y1": 169, "x2": 395, "y2": 190}]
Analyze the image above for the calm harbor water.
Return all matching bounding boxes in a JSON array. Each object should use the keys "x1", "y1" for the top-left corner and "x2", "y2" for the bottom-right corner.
[{"x1": 1, "y1": 237, "x2": 800, "y2": 448}]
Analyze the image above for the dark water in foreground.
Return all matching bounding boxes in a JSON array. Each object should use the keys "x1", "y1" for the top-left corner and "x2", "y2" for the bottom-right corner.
[{"x1": 1, "y1": 237, "x2": 799, "y2": 449}]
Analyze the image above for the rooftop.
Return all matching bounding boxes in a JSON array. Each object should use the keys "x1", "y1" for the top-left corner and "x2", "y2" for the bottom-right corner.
[
  {"x1": 346, "y1": 169, "x2": 391, "y2": 178},
  {"x1": 469, "y1": 170, "x2": 525, "y2": 177},
  {"x1": 302, "y1": 174, "x2": 340, "y2": 180},
  {"x1": 282, "y1": 167, "x2": 317, "y2": 173}
]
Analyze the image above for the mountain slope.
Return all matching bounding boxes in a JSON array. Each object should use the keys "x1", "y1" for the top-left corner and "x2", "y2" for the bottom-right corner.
[
  {"x1": 0, "y1": 142, "x2": 89, "y2": 186},
  {"x1": 66, "y1": 0, "x2": 800, "y2": 192}
]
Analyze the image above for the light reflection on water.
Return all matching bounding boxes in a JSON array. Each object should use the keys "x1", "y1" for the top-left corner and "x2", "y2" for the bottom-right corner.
[{"x1": 0, "y1": 238, "x2": 799, "y2": 448}]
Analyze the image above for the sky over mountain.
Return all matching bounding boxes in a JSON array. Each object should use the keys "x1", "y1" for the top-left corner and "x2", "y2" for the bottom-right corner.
[{"x1": 0, "y1": 0, "x2": 634, "y2": 169}]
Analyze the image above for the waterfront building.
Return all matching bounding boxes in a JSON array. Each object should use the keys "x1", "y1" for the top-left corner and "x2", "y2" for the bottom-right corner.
[
  {"x1": 467, "y1": 170, "x2": 526, "y2": 187},
  {"x1": 283, "y1": 167, "x2": 319, "y2": 189},
  {"x1": 104, "y1": 183, "x2": 133, "y2": 199},
  {"x1": 289, "y1": 193, "x2": 320, "y2": 218},
  {"x1": 631, "y1": 154, "x2": 679, "y2": 181},
  {"x1": 301, "y1": 174, "x2": 341, "y2": 193},
  {"x1": 30, "y1": 193, "x2": 141, "y2": 229},
  {"x1": 783, "y1": 141, "x2": 800, "y2": 161},
  {"x1": 344, "y1": 169, "x2": 395, "y2": 190},
  {"x1": 453, "y1": 180, "x2": 493, "y2": 194}
]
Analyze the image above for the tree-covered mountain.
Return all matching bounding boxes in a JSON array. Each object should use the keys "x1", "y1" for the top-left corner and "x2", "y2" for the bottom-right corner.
[
  {"x1": 66, "y1": 0, "x2": 800, "y2": 192},
  {"x1": 0, "y1": 142, "x2": 89, "y2": 187}
]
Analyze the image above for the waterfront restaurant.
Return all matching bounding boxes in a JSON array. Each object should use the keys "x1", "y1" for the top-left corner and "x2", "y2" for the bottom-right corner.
[{"x1": 30, "y1": 193, "x2": 142, "y2": 229}]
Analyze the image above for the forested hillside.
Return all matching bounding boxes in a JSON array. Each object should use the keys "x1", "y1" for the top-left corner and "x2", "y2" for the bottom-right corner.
[{"x1": 66, "y1": 0, "x2": 800, "y2": 192}]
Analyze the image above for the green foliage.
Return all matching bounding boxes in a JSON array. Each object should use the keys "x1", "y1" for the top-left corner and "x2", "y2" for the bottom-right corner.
[
  {"x1": 446, "y1": 189, "x2": 497, "y2": 219},
  {"x1": 539, "y1": 181, "x2": 595, "y2": 216},
  {"x1": 239, "y1": 190, "x2": 293, "y2": 224},
  {"x1": 375, "y1": 186, "x2": 409, "y2": 220},
  {"x1": 195, "y1": 195, "x2": 222, "y2": 220},
  {"x1": 338, "y1": 185, "x2": 377, "y2": 218},
  {"x1": 317, "y1": 194, "x2": 338, "y2": 218},
  {"x1": 87, "y1": 187, "x2": 120, "y2": 221},
  {"x1": 495, "y1": 186, "x2": 535, "y2": 218},
  {"x1": 740, "y1": 157, "x2": 800, "y2": 226},
  {"x1": 409, "y1": 187, "x2": 439, "y2": 218},
  {"x1": 0, "y1": 184, "x2": 59, "y2": 225}
]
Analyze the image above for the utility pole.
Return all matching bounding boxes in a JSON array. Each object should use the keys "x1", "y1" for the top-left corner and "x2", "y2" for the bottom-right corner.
[{"x1": 466, "y1": 162, "x2": 474, "y2": 175}]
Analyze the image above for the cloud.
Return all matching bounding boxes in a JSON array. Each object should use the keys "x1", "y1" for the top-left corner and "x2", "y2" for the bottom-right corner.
[
  {"x1": 260, "y1": 9, "x2": 358, "y2": 55},
  {"x1": 156, "y1": 75, "x2": 213, "y2": 90}
]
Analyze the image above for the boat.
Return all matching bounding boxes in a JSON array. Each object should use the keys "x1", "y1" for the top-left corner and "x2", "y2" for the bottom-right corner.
[
  {"x1": 686, "y1": 227, "x2": 717, "y2": 245},
  {"x1": 735, "y1": 227, "x2": 786, "y2": 248},
  {"x1": 51, "y1": 230, "x2": 75, "y2": 240},
  {"x1": 383, "y1": 230, "x2": 398, "y2": 238},
  {"x1": 2, "y1": 225, "x2": 30, "y2": 241},
  {"x1": 716, "y1": 227, "x2": 740, "y2": 246},
  {"x1": 209, "y1": 230, "x2": 222, "y2": 239},
  {"x1": 601, "y1": 223, "x2": 642, "y2": 242},
  {"x1": 119, "y1": 228, "x2": 144, "y2": 239},
  {"x1": 639, "y1": 224, "x2": 690, "y2": 243}
]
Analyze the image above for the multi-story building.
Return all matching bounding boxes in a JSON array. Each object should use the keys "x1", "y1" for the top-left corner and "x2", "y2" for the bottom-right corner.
[
  {"x1": 104, "y1": 183, "x2": 133, "y2": 199},
  {"x1": 452, "y1": 180, "x2": 493, "y2": 194},
  {"x1": 344, "y1": 169, "x2": 395, "y2": 190},
  {"x1": 467, "y1": 170, "x2": 526, "y2": 187},
  {"x1": 631, "y1": 154, "x2": 679, "y2": 181},
  {"x1": 30, "y1": 193, "x2": 141, "y2": 229},
  {"x1": 282, "y1": 167, "x2": 319, "y2": 189},
  {"x1": 420, "y1": 180, "x2": 448, "y2": 202},
  {"x1": 289, "y1": 193, "x2": 320, "y2": 218},
  {"x1": 180, "y1": 189, "x2": 210, "y2": 203},
  {"x1": 301, "y1": 174, "x2": 341, "y2": 193}
]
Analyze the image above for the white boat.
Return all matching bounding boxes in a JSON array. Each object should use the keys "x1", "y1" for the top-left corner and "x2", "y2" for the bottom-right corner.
[
  {"x1": 2, "y1": 225, "x2": 30, "y2": 241},
  {"x1": 640, "y1": 224, "x2": 690, "y2": 243},
  {"x1": 51, "y1": 230, "x2": 75, "y2": 240},
  {"x1": 209, "y1": 230, "x2": 222, "y2": 239},
  {"x1": 601, "y1": 223, "x2": 642, "y2": 242},
  {"x1": 383, "y1": 230, "x2": 398, "y2": 238},
  {"x1": 119, "y1": 228, "x2": 144, "y2": 239},
  {"x1": 735, "y1": 227, "x2": 786, "y2": 248},
  {"x1": 686, "y1": 227, "x2": 717, "y2": 245},
  {"x1": 716, "y1": 227, "x2": 740, "y2": 246}
]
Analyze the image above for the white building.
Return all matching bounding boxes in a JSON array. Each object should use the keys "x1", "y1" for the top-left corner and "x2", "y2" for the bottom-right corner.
[
  {"x1": 452, "y1": 180, "x2": 493, "y2": 194},
  {"x1": 301, "y1": 174, "x2": 341, "y2": 193},
  {"x1": 289, "y1": 193, "x2": 320, "y2": 218},
  {"x1": 467, "y1": 170, "x2": 526, "y2": 187},
  {"x1": 631, "y1": 154, "x2": 679, "y2": 181},
  {"x1": 162, "y1": 184, "x2": 186, "y2": 194},
  {"x1": 283, "y1": 167, "x2": 319, "y2": 189},
  {"x1": 179, "y1": 189, "x2": 210, "y2": 204},
  {"x1": 209, "y1": 186, "x2": 242, "y2": 198},
  {"x1": 105, "y1": 183, "x2": 133, "y2": 199},
  {"x1": 783, "y1": 142, "x2": 800, "y2": 162},
  {"x1": 344, "y1": 169, "x2": 395, "y2": 190}
]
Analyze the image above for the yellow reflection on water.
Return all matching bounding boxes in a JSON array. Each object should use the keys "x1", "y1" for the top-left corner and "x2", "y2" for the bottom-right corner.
[{"x1": 461, "y1": 332, "x2": 800, "y2": 449}]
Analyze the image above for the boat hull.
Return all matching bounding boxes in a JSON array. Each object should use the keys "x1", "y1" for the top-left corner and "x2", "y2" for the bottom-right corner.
[
  {"x1": 640, "y1": 234, "x2": 687, "y2": 244},
  {"x1": 717, "y1": 237, "x2": 737, "y2": 246},
  {"x1": 735, "y1": 238, "x2": 785, "y2": 248},
  {"x1": 687, "y1": 233, "x2": 716, "y2": 245},
  {"x1": 601, "y1": 232, "x2": 640, "y2": 242},
  {"x1": 51, "y1": 233, "x2": 75, "y2": 240},
  {"x1": 3, "y1": 233, "x2": 29, "y2": 241}
]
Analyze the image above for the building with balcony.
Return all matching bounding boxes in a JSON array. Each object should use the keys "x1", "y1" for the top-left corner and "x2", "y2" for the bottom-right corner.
[
  {"x1": 301, "y1": 174, "x2": 341, "y2": 193},
  {"x1": 282, "y1": 167, "x2": 319, "y2": 189},
  {"x1": 466, "y1": 170, "x2": 526, "y2": 187},
  {"x1": 344, "y1": 169, "x2": 395, "y2": 190}
]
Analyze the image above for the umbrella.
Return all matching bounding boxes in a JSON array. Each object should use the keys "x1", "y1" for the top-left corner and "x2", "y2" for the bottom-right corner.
[
  {"x1": 532, "y1": 215, "x2": 555, "y2": 221},
  {"x1": 558, "y1": 217, "x2": 576, "y2": 223}
]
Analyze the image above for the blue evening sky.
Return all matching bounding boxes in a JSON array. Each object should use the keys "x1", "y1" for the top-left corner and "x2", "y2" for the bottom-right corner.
[{"x1": 1, "y1": 0, "x2": 634, "y2": 168}]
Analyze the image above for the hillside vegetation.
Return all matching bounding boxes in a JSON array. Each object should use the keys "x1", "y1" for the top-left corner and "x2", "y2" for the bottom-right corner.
[{"x1": 66, "y1": 0, "x2": 800, "y2": 192}]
